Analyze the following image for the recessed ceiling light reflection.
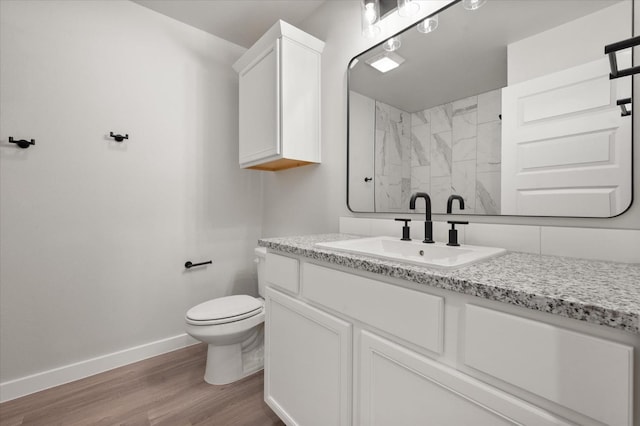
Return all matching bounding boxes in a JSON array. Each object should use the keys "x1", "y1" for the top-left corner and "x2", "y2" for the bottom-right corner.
[
  {"x1": 383, "y1": 36, "x2": 401, "y2": 52},
  {"x1": 366, "y1": 51, "x2": 405, "y2": 73}
]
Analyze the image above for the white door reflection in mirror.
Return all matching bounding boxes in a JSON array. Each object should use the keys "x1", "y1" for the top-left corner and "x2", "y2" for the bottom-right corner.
[
  {"x1": 501, "y1": 54, "x2": 631, "y2": 217},
  {"x1": 349, "y1": 91, "x2": 376, "y2": 211}
]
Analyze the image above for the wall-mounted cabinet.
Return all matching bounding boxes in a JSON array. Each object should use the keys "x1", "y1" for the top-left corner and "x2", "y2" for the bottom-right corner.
[{"x1": 232, "y1": 21, "x2": 324, "y2": 171}]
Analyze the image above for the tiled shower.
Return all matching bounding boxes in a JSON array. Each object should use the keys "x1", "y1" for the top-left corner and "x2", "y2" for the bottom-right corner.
[{"x1": 372, "y1": 88, "x2": 502, "y2": 214}]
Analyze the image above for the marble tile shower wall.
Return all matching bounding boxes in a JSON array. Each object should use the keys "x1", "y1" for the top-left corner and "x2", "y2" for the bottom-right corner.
[
  {"x1": 373, "y1": 90, "x2": 502, "y2": 214},
  {"x1": 412, "y1": 89, "x2": 502, "y2": 214},
  {"x1": 374, "y1": 102, "x2": 412, "y2": 212}
]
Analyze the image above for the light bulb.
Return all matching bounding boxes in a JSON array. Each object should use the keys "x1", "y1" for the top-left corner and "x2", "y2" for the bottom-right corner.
[
  {"x1": 397, "y1": 0, "x2": 420, "y2": 17},
  {"x1": 462, "y1": 0, "x2": 487, "y2": 10},
  {"x1": 364, "y1": 3, "x2": 377, "y2": 23},
  {"x1": 383, "y1": 37, "x2": 401, "y2": 52},
  {"x1": 417, "y1": 15, "x2": 438, "y2": 34},
  {"x1": 362, "y1": 0, "x2": 380, "y2": 38}
]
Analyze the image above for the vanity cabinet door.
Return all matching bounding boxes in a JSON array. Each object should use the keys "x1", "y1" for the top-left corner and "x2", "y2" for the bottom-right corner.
[
  {"x1": 358, "y1": 331, "x2": 572, "y2": 426},
  {"x1": 464, "y1": 304, "x2": 634, "y2": 426},
  {"x1": 265, "y1": 287, "x2": 352, "y2": 426}
]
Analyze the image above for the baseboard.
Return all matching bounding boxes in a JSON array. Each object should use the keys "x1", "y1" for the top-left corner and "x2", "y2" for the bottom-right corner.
[{"x1": 0, "y1": 333, "x2": 199, "y2": 403}]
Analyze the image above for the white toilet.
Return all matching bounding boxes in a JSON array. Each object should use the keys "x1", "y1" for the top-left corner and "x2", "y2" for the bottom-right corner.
[{"x1": 185, "y1": 247, "x2": 267, "y2": 385}]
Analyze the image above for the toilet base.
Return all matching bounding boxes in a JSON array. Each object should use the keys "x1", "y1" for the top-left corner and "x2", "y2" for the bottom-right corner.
[{"x1": 203, "y1": 325, "x2": 264, "y2": 385}]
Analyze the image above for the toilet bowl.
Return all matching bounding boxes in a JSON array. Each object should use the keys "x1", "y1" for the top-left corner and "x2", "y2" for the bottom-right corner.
[{"x1": 185, "y1": 247, "x2": 267, "y2": 385}]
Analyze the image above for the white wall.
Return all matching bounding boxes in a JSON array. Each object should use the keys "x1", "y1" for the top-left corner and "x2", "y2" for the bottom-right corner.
[
  {"x1": 266, "y1": 0, "x2": 640, "y2": 236},
  {"x1": 0, "y1": 0, "x2": 262, "y2": 390},
  {"x1": 507, "y1": 2, "x2": 630, "y2": 85}
]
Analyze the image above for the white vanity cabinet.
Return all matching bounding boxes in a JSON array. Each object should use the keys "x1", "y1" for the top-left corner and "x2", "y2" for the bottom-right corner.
[
  {"x1": 232, "y1": 21, "x2": 324, "y2": 171},
  {"x1": 263, "y1": 252, "x2": 636, "y2": 426}
]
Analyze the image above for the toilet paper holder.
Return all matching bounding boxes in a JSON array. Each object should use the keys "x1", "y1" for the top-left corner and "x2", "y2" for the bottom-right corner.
[{"x1": 185, "y1": 260, "x2": 213, "y2": 269}]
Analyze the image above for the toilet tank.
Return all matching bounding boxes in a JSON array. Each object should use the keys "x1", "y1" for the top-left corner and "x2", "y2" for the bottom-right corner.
[{"x1": 254, "y1": 247, "x2": 267, "y2": 297}]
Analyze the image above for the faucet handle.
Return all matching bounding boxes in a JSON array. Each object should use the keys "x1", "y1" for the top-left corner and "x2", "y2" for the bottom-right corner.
[
  {"x1": 395, "y1": 218, "x2": 412, "y2": 241},
  {"x1": 446, "y1": 220, "x2": 468, "y2": 246}
]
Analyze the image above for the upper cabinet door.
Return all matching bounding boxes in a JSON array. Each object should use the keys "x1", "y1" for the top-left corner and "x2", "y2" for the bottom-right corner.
[
  {"x1": 501, "y1": 54, "x2": 632, "y2": 217},
  {"x1": 238, "y1": 41, "x2": 280, "y2": 165},
  {"x1": 233, "y1": 21, "x2": 324, "y2": 172}
]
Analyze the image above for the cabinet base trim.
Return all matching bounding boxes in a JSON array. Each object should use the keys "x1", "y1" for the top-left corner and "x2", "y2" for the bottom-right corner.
[{"x1": 245, "y1": 158, "x2": 318, "y2": 171}]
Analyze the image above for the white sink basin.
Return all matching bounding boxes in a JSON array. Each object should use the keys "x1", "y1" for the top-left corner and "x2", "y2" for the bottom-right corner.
[{"x1": 315, "y1": 236, "x2": 506, "y2": 270}]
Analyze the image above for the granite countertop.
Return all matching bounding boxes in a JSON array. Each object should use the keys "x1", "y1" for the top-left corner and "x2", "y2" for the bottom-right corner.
[{"x1": 258, "y1": 233, "x2": 640, "y2": 335}]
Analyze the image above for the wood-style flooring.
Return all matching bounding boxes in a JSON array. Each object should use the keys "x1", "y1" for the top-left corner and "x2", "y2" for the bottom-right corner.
[{"x1": 0, "y1": 344, "x2": 284, "y2": 426}]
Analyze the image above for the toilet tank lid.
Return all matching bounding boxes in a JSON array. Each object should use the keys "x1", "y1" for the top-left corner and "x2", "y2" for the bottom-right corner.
[
  {"x1": 254, "y1": 246, "x2": 267, "y2": 258},
  {"x1": 186, "y1": 295, "x2": 263, "y2": 321}
]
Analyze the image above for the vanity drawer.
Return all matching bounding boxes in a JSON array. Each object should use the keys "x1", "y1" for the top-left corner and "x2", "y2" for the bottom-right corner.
[
  {"x1": 302, "y1": 263, "x2": 443, "y2": 354},
  {"x1": 266, "y1": 253, "x2": 299, "y2": 294},
  {"x1": 464, "y1": 304, "x2": 633, "y2": 426}
]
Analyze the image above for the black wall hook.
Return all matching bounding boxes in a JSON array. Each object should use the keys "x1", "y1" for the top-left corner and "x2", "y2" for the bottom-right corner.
[
  {"x1": 109, "y1": 132, "x2": 129, "y2": 142},
  {"x1": 9, "y1": 137, "x2": 35, "y2": 149}
]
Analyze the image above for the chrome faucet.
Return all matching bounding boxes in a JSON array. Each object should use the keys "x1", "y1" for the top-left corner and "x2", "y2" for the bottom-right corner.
[{"x1": 409, "y1": 192, "x2": 434, "y2": 244}]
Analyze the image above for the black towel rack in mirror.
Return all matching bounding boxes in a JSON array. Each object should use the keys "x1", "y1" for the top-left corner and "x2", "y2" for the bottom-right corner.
[
  {"x1": 605, "y1": 35, "x2": 637, "y2": 117},
  {"x1": 618, "y1": 98, "x2": 632, "y2": 117},
  {"x1": 605, "y1": 35, "x2": 640, "y2": 79}
]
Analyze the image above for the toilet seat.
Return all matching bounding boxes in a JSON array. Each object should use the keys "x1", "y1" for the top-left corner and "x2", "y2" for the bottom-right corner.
[{"x1": 186, "y1": 295, "x2": 263, "y2": 326}]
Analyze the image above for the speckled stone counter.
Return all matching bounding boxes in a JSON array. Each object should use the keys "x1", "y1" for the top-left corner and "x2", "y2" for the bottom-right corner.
[{"x1": 258, "y1": 234, "x2": 640, "y2": 334}]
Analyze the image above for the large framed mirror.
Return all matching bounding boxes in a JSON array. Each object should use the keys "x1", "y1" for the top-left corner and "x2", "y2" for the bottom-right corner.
[{"x1": 348, "y1": 0, "x2": 634, "y2": 217}]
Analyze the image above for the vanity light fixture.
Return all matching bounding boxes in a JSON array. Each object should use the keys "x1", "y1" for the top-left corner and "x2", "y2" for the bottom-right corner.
[
  {"x1": 366, "y1": 51, "x2": 405, "y2": 73},
  {"x1": 383, "y1": 36, "x2": 401, "y2": 52},
  {"x1": 362, "y1": 0, "x2": 420, "y2": 38},
  {"x1": 362, "y1": 0, "x2": 381, "y2": 38},
  {"x1": 397, "y1": 0, "x2": 420, "y2": 17},
  {"x1": 417, "y1": 14, "x2": 438, "y2": 34},
  {"x1": 462, "y1": 0, "x2": 487, "y2": 11}
]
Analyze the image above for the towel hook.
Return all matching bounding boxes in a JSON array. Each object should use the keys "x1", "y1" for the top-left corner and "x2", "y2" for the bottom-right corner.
[
  {"x1": 9, "y1": 137, "x2": 35, "y2": 149},
  {"x1": 109, "y1": 132, "x2": 129, "y2": 142}
]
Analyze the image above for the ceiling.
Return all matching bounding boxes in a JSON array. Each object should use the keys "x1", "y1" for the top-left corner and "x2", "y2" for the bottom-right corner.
[{"x1": 133, "y1": 0, "x2": 326, "y2": 48}]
